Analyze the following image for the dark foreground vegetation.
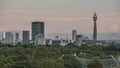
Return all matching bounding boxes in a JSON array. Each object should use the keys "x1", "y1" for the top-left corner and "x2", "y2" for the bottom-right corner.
[{"x1": 0, "y1": 44, "x2": 120, "y2": 68}]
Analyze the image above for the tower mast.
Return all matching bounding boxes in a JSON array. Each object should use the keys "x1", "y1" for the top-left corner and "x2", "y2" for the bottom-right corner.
[{"x1": 93, "y1": 11, "x2": 97, "y2": 41}]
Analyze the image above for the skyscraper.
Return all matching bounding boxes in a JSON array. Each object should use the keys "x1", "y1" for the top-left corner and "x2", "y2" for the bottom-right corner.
[
  {"x1": 32, "y1": 21, "x2": 45, "y2": 42},
  {"x1": 93, "y1": 12, "x2": 97, "y2": 41},
  {"x1": 23, "y1": 31, "x2": 29, "y2": 44},
  {"x1": 72, "y1": 30, "x2": 77, "y2": 41}
]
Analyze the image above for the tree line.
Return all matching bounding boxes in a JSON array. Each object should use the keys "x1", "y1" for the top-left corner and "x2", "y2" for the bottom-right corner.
[{"x1": 0, "y1": 44, "x2": 120, "y2": 68}]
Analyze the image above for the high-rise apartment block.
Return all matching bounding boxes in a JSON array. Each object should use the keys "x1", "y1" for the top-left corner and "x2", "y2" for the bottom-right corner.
[{"x1": 23, "y1": 31, "x2": 29, "y2": 44}]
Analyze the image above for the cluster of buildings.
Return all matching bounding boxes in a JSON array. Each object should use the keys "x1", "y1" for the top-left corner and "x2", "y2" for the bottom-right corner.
[
  {"x1": 0, "y1": 21, "x2": 69, "y2": 46},
  {"x1": 0, "y1": 12, "x2": 119, "y2": 46},
  {"x1": 0, "y1": 32, "x2": 21, "y2": 44},
  {"x1": 0, "y1": 21, "x2": 45, "y2": 45}
]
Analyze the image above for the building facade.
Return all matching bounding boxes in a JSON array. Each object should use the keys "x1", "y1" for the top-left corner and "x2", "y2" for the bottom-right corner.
[
  {"x1": 32, "y1": 21, "x2": 45, "y2": 43},
  {"x1": 14, "y1": 32, "x2": 20, "y2": 43},
  {"x1": 22, "y1": 31, "x2": 29, "y2": 44},
  {"x1": 4, "y1": 32, "x2": 13, "y2": 44},
  {"x1": 74, "y1": 35, "x2": 83, "y2": 46},
  {"x1": 34, "y1": 34, "x2": 45, "y2": 45},
  {"x1": 72, "y1": 30, "x2": 77, "y2": 41}
]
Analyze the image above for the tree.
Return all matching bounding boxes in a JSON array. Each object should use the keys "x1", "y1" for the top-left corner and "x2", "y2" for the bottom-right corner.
[
  {"x1": 87, "y1": 59, "x2": 104, "y2": 68},
  {"x1": 0, "y1": 55, "x2": 8, "y2": 67},
  {"x1": 48, "y1": 47, "x2": 61, "y2": 58},
  {"x1": 8, "y1": 61, "x2": 33, "y2": 68},
  {"x1": 33, "y1": 46, "x2": 49, "y2": 60},
  {"x1": 40, "y1": 60, "x2": 64, "y2": 68},
  {"x1": 63, "y1": 54, "x2": 82, "y2": 68}
]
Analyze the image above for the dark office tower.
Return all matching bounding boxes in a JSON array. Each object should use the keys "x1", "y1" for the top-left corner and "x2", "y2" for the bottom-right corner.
[
  {"x1": 32, "y1": 21, "x2": 45, "y2": 41},
  {"x1": 23, "y1": 31, "x2": 29, "y2": 44},
  {"x1": 93, "y1": 12, "x2": 97, "y2": 41},
  {"x1": 72, "y1": 30, "x2": 77, "y2": 41}
]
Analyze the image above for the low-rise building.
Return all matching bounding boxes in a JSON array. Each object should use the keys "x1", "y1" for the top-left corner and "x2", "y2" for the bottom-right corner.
[
  {"x1": 34, "y1": 33, "x2": 45, "y2": 45},
  {"x1": 52, "y1": 39, "x2": 67, "y2": 46},
  {"x1": 74, "y1": 35, "x2": 83, "y2": 46},
  {"x1": 46, "y1": 39, "x2": 52, "y2": 45}
]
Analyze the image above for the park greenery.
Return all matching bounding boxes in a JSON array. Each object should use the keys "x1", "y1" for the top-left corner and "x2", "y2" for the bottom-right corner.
[{"x1": 0, "y1": 43, "x2": 120, "y2": 68}]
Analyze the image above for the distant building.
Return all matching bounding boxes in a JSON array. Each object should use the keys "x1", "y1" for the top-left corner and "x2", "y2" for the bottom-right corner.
[
  {"x1": 15, "y1": 33, "x2": 19, "y2": 40},
  {"x1": 52, "y1": 39, "x2": 67, "y2": 46},
  {"x1": 83, "y1": 40, "x2": 106, "y2": 46},
  {"x1": 4, "y1": 32, "x2": 13, "y2": 44},
  {"x1": 14, "y1": 32, "x2": 21, "y2": 43},
  {"x1": 32, "y1": 21, "x2": 45, "y2": 43},
  {"x1": 72, "y1": 30, "x2": 77, "y2": 41},
  {"x1": 74, "y1": 35, "x2": 83, "y2": 46},
  {"x1": 22, "y1": 31, "x2": 29, "y2": 44},
  {"x1": 55, "y1": 36, "x2": 59, "y2": 40},
  {"x1": 34, "y1": 33, "x2": 45, "y2": 45},
  {"x1": 46, "y1": 39, "x2": 52, "y2": 45}
]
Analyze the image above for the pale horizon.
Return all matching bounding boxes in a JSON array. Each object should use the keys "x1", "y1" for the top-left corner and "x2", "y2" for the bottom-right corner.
[{"x1": 0, "y1": 0, "x2": 120, "y2": 34}]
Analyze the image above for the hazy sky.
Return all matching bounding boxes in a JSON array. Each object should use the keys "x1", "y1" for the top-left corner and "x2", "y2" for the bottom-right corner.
[{"x1": 0, "y1": 0, "x2": 120, "y2": 34}]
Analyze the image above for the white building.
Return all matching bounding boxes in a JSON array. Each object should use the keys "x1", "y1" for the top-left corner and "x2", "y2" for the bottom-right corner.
[{"x1": 34, "y1": 34, "x2": 45, "y2": 45}]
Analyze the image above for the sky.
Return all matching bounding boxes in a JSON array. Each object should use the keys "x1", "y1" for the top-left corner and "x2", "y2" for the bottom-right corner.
[{"x1": 0, "y1": 0, "x2": 120, "y2": 35}]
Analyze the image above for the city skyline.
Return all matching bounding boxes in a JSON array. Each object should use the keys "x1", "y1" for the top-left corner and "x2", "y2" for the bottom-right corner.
[{"x1": 0, "y1": 0, "x2": 120, "y2": 34}]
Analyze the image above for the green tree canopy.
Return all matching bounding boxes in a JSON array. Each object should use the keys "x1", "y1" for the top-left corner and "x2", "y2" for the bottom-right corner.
[
  {"x1": 87, "y1": 59, "x2": 104, "y2": 68},
  {"x1": 63, "y1": 54, "x2": 82, "y2": 68}
]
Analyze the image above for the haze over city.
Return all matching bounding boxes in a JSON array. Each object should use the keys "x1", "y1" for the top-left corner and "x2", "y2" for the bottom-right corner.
[
  {"x1": 0, "y1": 0, "x2": 120, "y2": 35},
  {"x1": 0, "y1": 1, "x2": 120, "y2": 68}
]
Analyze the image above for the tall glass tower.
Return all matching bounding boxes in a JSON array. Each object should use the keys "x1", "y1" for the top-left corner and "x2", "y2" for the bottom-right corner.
[
  {"x1": 93, "y1": 12, "x2": 97, "y2": 41},
  {"x1": 32, "y1": 21, "x2": 44, "y2": 41}
]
